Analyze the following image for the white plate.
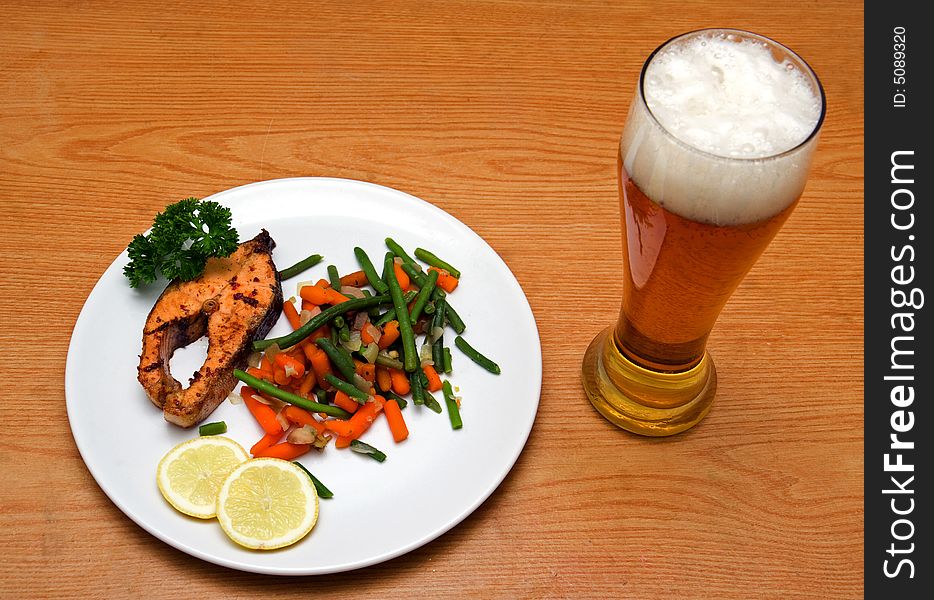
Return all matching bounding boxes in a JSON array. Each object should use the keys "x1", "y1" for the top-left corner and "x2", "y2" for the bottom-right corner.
[{"x1": 65, "y1": 178, "x2": 541, "y2": 575}]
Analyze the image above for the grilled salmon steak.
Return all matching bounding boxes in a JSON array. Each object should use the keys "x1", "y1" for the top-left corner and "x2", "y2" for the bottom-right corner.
[{"x1": 137, "y1": 230, "x2": 282, "y2": 427}]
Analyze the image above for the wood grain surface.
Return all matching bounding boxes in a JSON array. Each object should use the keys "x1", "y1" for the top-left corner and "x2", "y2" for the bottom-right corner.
[{"x1": 0, "y1": 1, "x2": 863, "y2": 598}]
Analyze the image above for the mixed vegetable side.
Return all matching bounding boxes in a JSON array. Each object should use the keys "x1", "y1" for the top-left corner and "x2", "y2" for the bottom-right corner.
[{"x1": 206, "y1": 237, "x2": 501, "y2": 497}]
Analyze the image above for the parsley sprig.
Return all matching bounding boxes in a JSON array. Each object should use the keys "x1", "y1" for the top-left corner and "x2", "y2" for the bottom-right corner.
[{"x1": 123, "y1": 198, "x2": 239, "y2": 288}]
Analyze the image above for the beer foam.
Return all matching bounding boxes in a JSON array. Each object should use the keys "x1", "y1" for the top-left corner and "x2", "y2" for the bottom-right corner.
[{"x1": 621, "y1": 31, "x2": 823, "y2": 225}]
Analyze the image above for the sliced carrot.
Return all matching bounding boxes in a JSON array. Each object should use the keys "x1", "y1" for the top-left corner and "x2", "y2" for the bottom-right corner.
[
  {"x1": 254, "y1": 442, "x2": 311, "y2": 460},
  {"x1": 301, "y1": 298, "x2": 317, "y2": 312},
  {"x1": 335, "y1": 435, "x2": 352, "y2": 449},
  {"x1": 242, "y1": 387, "x2": 284, "y2": 436},
  {"x1": 378, "y1": 320, "x2": 400, "y2": 349},
  {"x1": 360, "y1": 325, "x2": 376, "y2": 345},
  {"x1": 393, "y1": 261, "x2": 410, "y2": 290},
  {"x1": 429, "y1": 267, "x2": 459, "y2": 292},
  {"x1": 355, "y1": 360, "x2": 376, "y2": 383},
  {"x1": 422, "y1": 364, "x2": 443, "y2": 392},
  {"x1": 300, "y1": 285, "x2": 350, "y2": 306},
  {"x1": 383, "y1": 398, "x2": 409, "y2": 442},
  {"x1": 333, "y1": 390, "x2": 360, "y2": 414},
  {"x1": 260, "y1": 356, "x2": 273, "y2": 373},
  {"x1": 250, "y1": 431, "x2": 282, "y2": 456},
  {"x1": 299, "y1": 285, "x2": 330, "y2": 305},
  {"x1": 324, "y1": 418, "x2": 354, "y2": 437},
  {"x1": 348, "y1": 396, "x2": 385, "y2": 440},
  {"x1": 324, "y1": 397, "x2": 384, "y2": 440},
  {"x1": 283, "y1": 405, "x2": 326, "y2": 434},
  {"x1": 297, "y1": 370, "x2": 316, "y2": 396},
  {"x1": 309, "y1": 348, "x2": 333, "y2": 385},
  {"x1": 287, "y1": 344, "x2": 307, "y2": 366},
  {"x1": 273, "y1": 364, "x2": 290, "y2": 385},
  {"x1": 274, "y1": 353, "x2": 305, "y2": 379},
  {"x1": 388, "y1": 368, "x2": 411, "y2": 395},
  {"x1": 246, "y1": 366, "x2": 275, "y2": 383},
  {"x1": 315, "y1": 278, "x2": 330, "y2": 288},
  {"x1": 375, "y1": 366, "x2": 392, "y2": 392},
  {"x1": 282, "y1": 299, "x2": 302, "y2": 330},
  {"x1": 339, "y1": 270, "x2": 369, "y2": 287}
]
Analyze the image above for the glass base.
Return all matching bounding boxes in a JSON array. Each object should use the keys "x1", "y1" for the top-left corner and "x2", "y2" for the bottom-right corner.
[{"x1": 581, "y1": 327, "x2": 716, "y2": 436}]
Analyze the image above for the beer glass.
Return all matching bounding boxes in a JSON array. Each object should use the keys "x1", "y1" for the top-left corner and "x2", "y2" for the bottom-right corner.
[{"x1": 581, "y1": 29, "x2": 826, "y2": 436}]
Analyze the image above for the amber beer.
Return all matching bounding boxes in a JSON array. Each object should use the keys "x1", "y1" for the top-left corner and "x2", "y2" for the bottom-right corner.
[
  {"x1": 615, "y1": 162, "x2": 799, "y2": 372},
  {"x1": 582, "y1": 29, "x2": 825, "y2": 435}
]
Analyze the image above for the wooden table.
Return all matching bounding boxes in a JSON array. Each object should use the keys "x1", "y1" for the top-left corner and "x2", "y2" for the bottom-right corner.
[{"x1": 1, "y1": 1, "x2": 863, "y2": 597}]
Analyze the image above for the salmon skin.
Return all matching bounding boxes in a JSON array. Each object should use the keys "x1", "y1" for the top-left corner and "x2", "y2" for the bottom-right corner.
[{"x1": 137, "y1": 230, "x2": 283, "y2": 427}]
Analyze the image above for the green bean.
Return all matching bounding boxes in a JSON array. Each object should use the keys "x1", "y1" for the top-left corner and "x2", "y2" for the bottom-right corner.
[
  {"x1": 315, "y1": 337, "x2": 356, "y2": 382},
  {"x1": 444, "y1": 300, "x2": 466, "y2": 334},
  {"x1": 408, "y1": 268, "x2": 438, "y2": 325},
  {"x1": 324, "y1": 374, "x2": 369, "y2": 403},
  {"x1": 332, "y1": 315, "x2": 345, "y2": 329},
  {"x1": 350, "y1": 440, "x2": 387, "y2": 462},
  {"x1": 354, "y1": 247, "x2": 389, "y2": 294},
  {"x1": 415, "y1": 248, "x2": 461, "y2": 278},
  {"x1": 233, "y1": 369, "x2": 351, "y2": 418},
  {"x1": 339, "y1": 323, "x2": 351, "y2": 342},
  {"x1": 375, "y1": 354, "x2": 405, "y2": 370},
  {"x1": 327, "y1": 264, "x2": 342, "y2": 291},
  {"x1": 431, "y1": 298, "x2": 446, "y2": 366},
  {"x1": 364, "y1": 290, "x2": 382, "y2": 318},
  {"x1": 442, "y1": 380, "x2": 463, "y2": 430},
  {"x1": 198, "y1": 421, "x2": 227, "y2": 436},
  {"x1": 315, "y1": 388, "x2": 328, "y2": 405},
  {"x1": 384, "y1": 254, "x2": 418, "y2": 372},
  {"x1": 442, "y1": 346, "x2": 453, "y2": 374},
  {"x1": 425, "y1": 285, "x2": 465, "y2": 333},
  {"x1": 293, "y1": 462, "x2": 334, "y2": 499},
  {"x1": 423, "y1": 301, "x2": 436, "y2": 315},
  {"x1": 454, "y1": 336, "x2": 500, "y2": 374},
  {"x1": 411, "y1": 368, "x2": 424, "y2": 406},
  {"x1": 253, "y1": 294, "x2": 390, "y2": 351},
  {"x1": 385, "y1": 237, "x2": 419, "y2": 268},
  {"x1": 374, "y1": 309, "x2": 396, "y2": 327},
  {"x1": 422, "y1": 390, "x2": 443, "y2": 414},
  {"x1": 373, "y1": 289, "x2": 418, "y2": 327},
  {"x1": 384, "y1": 390, "x2": 408, "y2": 409},
  {"x1": 278, "y1": 253, "x2": 323, "y2": 280},
  {"x1": 401, "y1": 262, "x2": 427, "y2": 287}
]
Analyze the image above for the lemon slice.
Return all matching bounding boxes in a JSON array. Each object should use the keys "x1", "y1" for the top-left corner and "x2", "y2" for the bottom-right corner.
[
  {"x1": 156, "y1": 436, "x2": 249, "y2": 519},
  {"x1": 216, "y1": 458, "x2": 319, "y2": 550}
]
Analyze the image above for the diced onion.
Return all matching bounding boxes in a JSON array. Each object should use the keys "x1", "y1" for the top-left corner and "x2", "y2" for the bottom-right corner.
[
  {"x1": 342, "y1": 286, "x2": 366, "y2": 299},
  {"x1": 353, "y1": 311, "x2": 369, "y2": 331},
  {"x1": 427, "y1": 326, "x2": 445, "y2": 345},
  {"x1": 275, "y1": 410, "x2": 291, "y2": 432},
  {"x1": 360, "y1": 342, "x2": 379, "y2": 364},
  {"x1": 287, "y1": 425, "x2": 318, "y2": 445},
  {"x1": 420, "y1": 343, "x2": 435, "y2": 366},
  {"x1": 341, "y1": 330, "x2": 362, "y2": 352},
  {"x1": 246, "y1": 352, "x2": 262, "y2": 368},
  {"x1": 263, "y1": 342, "x2": 282, "y2": 365},
  {"x1": 227, "y1": 390, "x2": 244, "y2": 405},
  {"x1": 255, "y1": 393, "x2": 286, "y2": 411},
  {"x1": 364, "y1": 322, "x2": 382, "y2": 343}
]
